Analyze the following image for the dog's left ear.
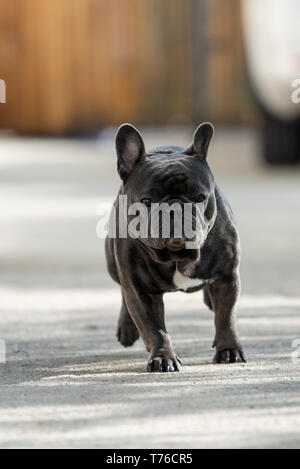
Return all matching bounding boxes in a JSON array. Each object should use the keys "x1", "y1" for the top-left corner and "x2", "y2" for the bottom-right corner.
[
  {"x1": 115, "y1": 123, "x2": 145, "y2": 182},
  {"x1": 184, "y1": 122, "x2": 214, "y2": 160}
]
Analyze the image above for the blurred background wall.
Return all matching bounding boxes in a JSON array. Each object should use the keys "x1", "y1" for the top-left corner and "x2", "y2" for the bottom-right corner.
[{"x1": 0, "y1": 0, "x2": 258, "y2": 135}]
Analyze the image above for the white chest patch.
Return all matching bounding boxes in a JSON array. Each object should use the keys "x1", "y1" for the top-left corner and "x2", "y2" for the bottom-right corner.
[{"x1": 173, "y1": 268, "x2": 205, "y2": 291}]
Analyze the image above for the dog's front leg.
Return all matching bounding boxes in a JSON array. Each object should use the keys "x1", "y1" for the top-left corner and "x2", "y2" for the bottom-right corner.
[
  {"x1": 208, "y1": 274, "x2": 246, "y2": 364},
  {"x1": 122, "y1": 288, "x2": 181, "y2": 372},
  {"x1": 117, "y1": 292, "x2": 140, "y2": 347}
]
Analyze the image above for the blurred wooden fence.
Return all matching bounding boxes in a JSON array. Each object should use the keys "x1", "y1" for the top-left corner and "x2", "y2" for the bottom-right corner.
[{"x1": 0, "y1": 0, "x2": 257, "y2": 135}]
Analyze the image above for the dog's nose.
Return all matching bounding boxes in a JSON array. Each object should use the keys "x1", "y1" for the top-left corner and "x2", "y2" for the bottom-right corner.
[{"x1": 166, "y1": 238, "x2": 185, "y2": 251}]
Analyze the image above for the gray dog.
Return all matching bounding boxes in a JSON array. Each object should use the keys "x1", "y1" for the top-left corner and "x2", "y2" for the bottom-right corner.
[{"x1": 105, "y1": 123, "x2": 246, "y2": 372}]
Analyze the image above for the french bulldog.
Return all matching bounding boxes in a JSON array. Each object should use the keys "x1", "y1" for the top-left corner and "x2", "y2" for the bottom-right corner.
[{"x1": 105, "y1": 123, "x2": 246, "y2": 372}]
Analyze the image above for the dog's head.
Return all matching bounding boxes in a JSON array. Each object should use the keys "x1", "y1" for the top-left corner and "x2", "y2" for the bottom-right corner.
[{"x1": 115, "y1": 123, "x2": 217, "y2": 263}]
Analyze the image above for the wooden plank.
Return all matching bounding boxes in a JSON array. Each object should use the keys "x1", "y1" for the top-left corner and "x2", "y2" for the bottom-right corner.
[
  {"x1": 206, "y1": 0, "x2": 257, "y2": 124},
  {"x1": 0, "y1": 0, "x2": 257, "y2": 134},
  {"x1": 0, "y1": 0, "x2": 18, "y2": 129}
]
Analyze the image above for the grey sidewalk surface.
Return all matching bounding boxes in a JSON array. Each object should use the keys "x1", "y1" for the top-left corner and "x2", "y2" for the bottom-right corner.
[{"x1": 0, "y1": 127, "x2": 299, "y2": 448}]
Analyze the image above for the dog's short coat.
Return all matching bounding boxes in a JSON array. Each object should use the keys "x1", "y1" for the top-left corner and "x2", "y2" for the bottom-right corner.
[{"x1": 105, "y1": 123, "x2": 246, "y2": 372}]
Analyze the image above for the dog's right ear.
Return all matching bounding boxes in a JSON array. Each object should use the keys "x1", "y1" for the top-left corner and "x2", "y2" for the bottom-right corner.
[{"x1": 115, "y1": 124, "x2": 145, "y2": 182}]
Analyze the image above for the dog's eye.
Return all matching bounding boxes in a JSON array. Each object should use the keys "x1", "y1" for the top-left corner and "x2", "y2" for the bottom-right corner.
[
  {"x1": 196, "y1": 194, "x2": 207, "y2": 203},
  {"x1": 141, "y1": 198, "x2": 152, "y2": 207}
]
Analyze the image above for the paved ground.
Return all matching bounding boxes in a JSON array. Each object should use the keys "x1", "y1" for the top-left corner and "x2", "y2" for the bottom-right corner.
[{"x1": 0, "y1": 127, "x2": 299, "y2": 449}]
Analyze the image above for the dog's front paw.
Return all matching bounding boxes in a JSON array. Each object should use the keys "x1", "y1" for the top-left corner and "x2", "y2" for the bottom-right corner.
[
  {"x1": 213, "y1": 347, "x2": 246, "y2": 364},
  {"x1": 116, "y1": 321, "x2": 139, "y2": 347},
  {"x1": 147, "y1": 354, "x2": 182, "y2": 372}
]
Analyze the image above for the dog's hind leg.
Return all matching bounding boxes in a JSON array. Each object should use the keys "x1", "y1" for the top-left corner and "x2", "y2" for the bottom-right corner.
[
  {"x1": 203, "y1": 286, "x2": 213, "y2": 311},
  {"x1": 117, "y1": 292, "x2": 140, "y2": 347},
  {"x1": 208, "y1": 275, "x2": 246, "y2": 364}
]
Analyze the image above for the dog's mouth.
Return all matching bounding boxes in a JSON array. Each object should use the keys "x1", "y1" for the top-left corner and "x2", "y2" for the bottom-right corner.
[
  {"x1": 166, "y1": 244, "x2": 187, "y2": 252},
  {"x1": 144, "y1": 243, "x2": 200, "y2": 264},
  {"x1": 167, "y1": 245, "x2": 184, "y2": 252},
  {"x1": 148, "y1": 242, "x2": 186, "y2": 253},
  {"x1": 165, "y1": 238, "x2": 186, "y2": 251}
]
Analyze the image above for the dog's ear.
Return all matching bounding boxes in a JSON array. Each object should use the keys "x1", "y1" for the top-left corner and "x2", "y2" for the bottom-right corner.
[
  {"x1": 184, "y1": 122, "x2": 214, "y2": 160},
  {"x1": 115, "y1": 124, "x2": 145, "y2": 181}
]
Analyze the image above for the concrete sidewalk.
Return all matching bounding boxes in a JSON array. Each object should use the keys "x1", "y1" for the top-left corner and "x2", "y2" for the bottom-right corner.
[{"x1": 0, "y1": 127, "x2": 299, "y2": 448}]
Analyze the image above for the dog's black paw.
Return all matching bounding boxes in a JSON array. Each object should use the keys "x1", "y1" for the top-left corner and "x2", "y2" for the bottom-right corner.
[
  {"x1": 213, "y1": 348, "x2": 246, "y2": 364},
  {"x1": 147, "y1": 355, "x2": 182, "y2": 372},
  {"x1": 116, "y1": 322, "x2": 140, "y2": 347}
]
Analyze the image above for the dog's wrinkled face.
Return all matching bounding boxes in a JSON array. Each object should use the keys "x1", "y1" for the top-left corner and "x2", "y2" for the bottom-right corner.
[{"x1": 115, "y1": 123, "x2": 217, "y2": 263}]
